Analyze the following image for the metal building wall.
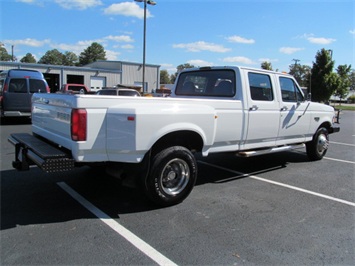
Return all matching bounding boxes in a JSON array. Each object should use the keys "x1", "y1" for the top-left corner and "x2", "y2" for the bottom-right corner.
[{"x1": 121, "y1": 62, "x2": 159, "y2": 92}]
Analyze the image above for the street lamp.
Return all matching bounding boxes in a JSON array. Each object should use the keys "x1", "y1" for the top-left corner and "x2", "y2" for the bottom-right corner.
[{"x1": 134, "y1": 0, "x2": 156, "y2": 93}]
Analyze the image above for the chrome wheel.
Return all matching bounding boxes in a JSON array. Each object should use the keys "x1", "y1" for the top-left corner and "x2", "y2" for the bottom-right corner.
[
  {"x1": 160, "y1": 158, "x2": 190, "y2": 196},
  {"x1": 316, "y1": 133, "x2": 329, "y2": 155}
]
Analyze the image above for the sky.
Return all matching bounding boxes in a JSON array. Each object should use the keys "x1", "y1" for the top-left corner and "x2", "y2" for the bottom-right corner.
[{"x1": 1, "y1": 0, "x2": 354, "y2": 74}]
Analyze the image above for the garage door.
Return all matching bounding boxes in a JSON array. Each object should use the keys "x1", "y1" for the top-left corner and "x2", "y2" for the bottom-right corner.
[{"x1": 90, "y1": 76, "x2": 106, "y2": 92}]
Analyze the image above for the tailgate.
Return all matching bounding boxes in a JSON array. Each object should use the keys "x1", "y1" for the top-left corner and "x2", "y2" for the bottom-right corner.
[{"x1": 31, "y1": 93, "x2": 74, "y2": 149}]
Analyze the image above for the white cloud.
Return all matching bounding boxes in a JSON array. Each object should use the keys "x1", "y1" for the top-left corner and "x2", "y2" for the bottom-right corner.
[
  {"x1": 258, "y1": 58, "x2": 278, "y2": 63},
  {"x1": 104, "y1": 35, "x2": 134, "y2": 43},
  {"x1": 307, "y1": 36, "x2": 336, "y2": 45},
  {"x1": 226, "y1": 35, "x2": 255, "y2": 44},
  {"x1": 222, "y1": 56, "x2": 256, "y2": 65},
  {"x1": 187, "y1": 59, "x2": 213, "y2": 67},
  {"x1": 104, "y1": 2, "x2": 153, "y2": 19},
  {"x1": 350, "y1": 29, "x2": 355, "y2": 35},
  {"x1": 55, "y1": 0, "x2": 102, "y2": 10},
  {"x1": 105, "y1": 50, "x2": 120, "y2": 60},
  {"x1": 3, "y1": 38, "x2": 50, "y2": 47},
  {"x1": 279, "y1": 47, "x2": 304, "y2": 54},
  {"x1": 121, "y1": 44, "x2": 134, "y2": 49},
  {"x1": 173, "y1": 41, "x2": 231, "y2": 53}
]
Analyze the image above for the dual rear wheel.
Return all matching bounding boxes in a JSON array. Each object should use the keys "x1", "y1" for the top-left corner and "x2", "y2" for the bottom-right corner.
[{"x1": 143, "y1": 146, "x2": 197, "y2": 207}]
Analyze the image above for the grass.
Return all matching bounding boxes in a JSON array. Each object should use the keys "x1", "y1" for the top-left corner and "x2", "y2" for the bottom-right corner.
[{"x1": 332, "y1": 104, "x2": 355, "y2": 111}]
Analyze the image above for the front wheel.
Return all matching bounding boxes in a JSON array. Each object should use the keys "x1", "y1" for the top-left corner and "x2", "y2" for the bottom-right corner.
[
  {"x1": 144, "y1": 146, "x2": 197, "y2": 207},
  {"x1": 306, "y1": 127, "x2": 329, "y2": 161}
]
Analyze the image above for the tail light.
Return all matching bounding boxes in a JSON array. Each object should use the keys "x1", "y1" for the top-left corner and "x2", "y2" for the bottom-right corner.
[{"x1": 71, "y1": 109, "x2": 87, "y2": 141}]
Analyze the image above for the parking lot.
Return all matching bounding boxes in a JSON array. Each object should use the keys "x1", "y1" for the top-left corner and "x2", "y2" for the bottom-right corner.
[{"x1": 1, "y1": 111, "x2": 354, "y2": 265}]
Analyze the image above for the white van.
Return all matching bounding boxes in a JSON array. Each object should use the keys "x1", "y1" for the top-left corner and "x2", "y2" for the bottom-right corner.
[{"x1": 0, "y1": 69, "x2": 50, "y2": 118}]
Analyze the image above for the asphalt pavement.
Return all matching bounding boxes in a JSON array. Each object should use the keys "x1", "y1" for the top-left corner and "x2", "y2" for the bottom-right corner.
[{"x1": 1, "y1": 112, "x2": 354, "y2": 265}]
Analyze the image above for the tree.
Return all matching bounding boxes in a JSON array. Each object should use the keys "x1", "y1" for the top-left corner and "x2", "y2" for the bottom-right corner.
[
  {"x1": 63, "y1": 51, "x2": 78, "y2": 66},
  {"x1": 38, "y1": 49, "x2": 64, "y2": 65},
  {"x1": 350, "y1": 70, "x2": 355, "y2": 91},
  {"x1": 289, "y1": 63, "x2": 311, "y2": 87},
  {"x1": 333, "y1": 64, "x2": 352, "y2": 103},
  {"x1": 261, "y1": 61, "x2": 273, "y2": 71},
  {"x1": 79, "y1": 42, "x2": 106, "y2": 66},
  {"x1": 20, "y1": 53, "x2": 36, "y2": 63},
  {"x1": 310, "y1": 49, "x2": 337, "y2": 102},
  {"x1": 160, "y1": 70, "x2": 171, "y2": 84},
  {"x1": 0, "y1": 44, "x2": 13, "y2": 61}
]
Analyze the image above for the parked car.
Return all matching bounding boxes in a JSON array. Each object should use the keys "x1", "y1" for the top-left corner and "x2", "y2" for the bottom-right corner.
[
  {"x1": 57, "y1": 84, "x2": 91, "y2": 94},
  {"x1": 96, "y1": 87, "x2": 141, "y2": 97},
  {"x1": 0, "y1": 69, "x2": 50, "y2": 118}
]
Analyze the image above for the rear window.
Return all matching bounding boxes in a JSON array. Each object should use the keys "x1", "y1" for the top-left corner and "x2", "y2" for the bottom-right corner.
[
  {"x1": 98, "y1": 90, "x2": 117, "y2": 95},
  {"x1": 29, "y1": 79, "x2": 47, "y2": 93},
  {"x1": 9, "y1": 79, "x2": 27, "y2": 93},
  {"x1": 68, "y1": 85, "x2": 86, "y2": 92},
  {"x1": 175, "y1": 69, "x2": 235, "y2": 97},
  {"x1": 118, "y1": 90, "x2": 140, "y2": 96}
]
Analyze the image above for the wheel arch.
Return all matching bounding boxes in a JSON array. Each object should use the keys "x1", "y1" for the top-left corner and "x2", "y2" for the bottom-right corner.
[
  {"x1": 318, "y1": 121, "x2": 332, "y2": 133},
  {"x1": 150, "y1": 130, "x2": 204, "y2": 157}
]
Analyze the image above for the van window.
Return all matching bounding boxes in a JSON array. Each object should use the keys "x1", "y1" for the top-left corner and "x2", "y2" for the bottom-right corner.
[
  {"x1": 9, "y1": 79, "x2": 27, "y2": 93},
  {"x1": 29, "y1": 79, "x2": 47, "y2": 93},
  {"x1": 248, "y1": 73, "x2": 273, "y2": 101},
  {"x1": 279, "y1": 77, "x2": 304, "y2": 102},
  {"x1": 0, "y1": 79, "x2": 4, "y2": 94}
]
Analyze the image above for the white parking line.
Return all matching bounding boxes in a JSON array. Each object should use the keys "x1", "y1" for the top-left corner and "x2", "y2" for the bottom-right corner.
[
  {"x1": 324, "y1": 157, "x2": 355, "y2": 164},
  {"x1": 330, "y1": 141, "x2": 355, "y2": 147},
  {"x1": 198, "y1": 161, "x2": 355, "y2": 207},
  {"x1": 57, "y1": 182, "x2": 177, "y2": 266}
]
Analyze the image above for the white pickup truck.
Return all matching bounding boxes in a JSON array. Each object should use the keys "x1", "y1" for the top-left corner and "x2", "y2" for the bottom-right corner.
[{"x1": 9, "y1": 66, "x2": 339, "y2": 206}]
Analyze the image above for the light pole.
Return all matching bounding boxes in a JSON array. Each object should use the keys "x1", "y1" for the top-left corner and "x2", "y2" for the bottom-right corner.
[{"x1": 134, "y1": 0, "x2": 156, "y2": 93}]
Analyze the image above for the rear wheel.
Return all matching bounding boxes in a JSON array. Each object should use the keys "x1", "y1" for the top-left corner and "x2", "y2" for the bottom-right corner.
[
  {"x1": 306, "y1": 127, "x2": 329, "y2": 161},
  {"x1": 144, "y1": 146, "x2": 197, "y2": 207}
]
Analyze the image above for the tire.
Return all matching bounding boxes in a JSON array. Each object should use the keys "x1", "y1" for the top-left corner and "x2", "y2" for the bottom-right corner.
[
  {"x1": 306, "y1": 127, "x2": 329, "y2": 161},
  {"x1": 144, "y1": 146, "x2": 197, "y2": 207}
]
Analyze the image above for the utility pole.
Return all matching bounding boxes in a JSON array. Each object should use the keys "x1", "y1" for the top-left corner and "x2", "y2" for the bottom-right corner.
[{"x1": 292, "y1": 59, "x2": 300, "y2": 66}]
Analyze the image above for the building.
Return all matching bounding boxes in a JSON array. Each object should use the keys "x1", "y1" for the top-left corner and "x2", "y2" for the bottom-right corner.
[{"x1": 0, "y1": 61, "x2": 160, "y2": 93}]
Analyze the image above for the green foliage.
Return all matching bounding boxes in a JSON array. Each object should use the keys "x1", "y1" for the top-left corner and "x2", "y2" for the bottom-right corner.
[
  {"x1": 333, "y1": 64, "x2": 352, "y2": 101},
  {"x1": 261, "y1": 61, "x2": 273, "y2": 71},
  {"x1": 310, "y1": 49, "x2": 336, "y2": 102},
  {"x1": 63, "y1": 51, "x2": 78, "y2": 66},
  {"x1": 289, "y1": 64, "x2": 311, "y2": 87},
  {"x1": 78, "y1": 42, "x2": 106, "y2": 65},
  {"x1": 160, "y1": 69, "x2": 171, "y2": 84},
  {"x1": 348, "y1": 95, "x2": 355, "y2": 104},
  {"x1": 20, "y1": 53, "x2": 36, "y2": 63},
  {"x1": 38, "y1": 49, "x2": 64, "y2": 65},
  {"x1": 0, "y1": 46, "x2": 14, "y2": 61}
]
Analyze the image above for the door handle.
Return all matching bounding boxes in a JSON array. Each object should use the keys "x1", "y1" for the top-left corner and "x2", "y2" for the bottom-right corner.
[
  {"x1": 280, "y1": 106, "x2": 288, "y2": 111},
  {"x1": 249, "y1": 105, "x2": 259, "y2": 111}
]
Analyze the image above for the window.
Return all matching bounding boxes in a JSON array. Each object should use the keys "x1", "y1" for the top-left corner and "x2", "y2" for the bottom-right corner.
[
  {"x1": 9, "y1": 79, "x2": 27, "y2": 93},
  {"x1": 175, "y1": 69, "x2": 235, "y2": 97},
  {"x1": 279, "y1": 77, "x2": 304, "y2": 102},
  {"x1": 248, "y1": 73, "x2": 273, "y2": 101},
  {"x1": 29, "y1": 79, "x2": 47, "y2": 93}
]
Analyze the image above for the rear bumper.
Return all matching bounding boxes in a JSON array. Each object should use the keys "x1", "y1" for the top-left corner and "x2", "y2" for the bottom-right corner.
[{"x1": 8, "y1": 133, "x2": 75, "y2": 173}]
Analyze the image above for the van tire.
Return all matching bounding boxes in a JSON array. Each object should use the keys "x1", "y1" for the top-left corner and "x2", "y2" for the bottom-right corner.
[{"x1": 144, "y1": 146, "x2": 197, "y2": 207}]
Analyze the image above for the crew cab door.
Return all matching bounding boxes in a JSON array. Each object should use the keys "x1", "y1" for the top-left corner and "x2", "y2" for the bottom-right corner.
[
  {"x1": 244, "y1": 71, "x2": 280, "y2": 149},
  {"x1": 277, "y1": 76, "x2": 311, "y2": 145}
]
